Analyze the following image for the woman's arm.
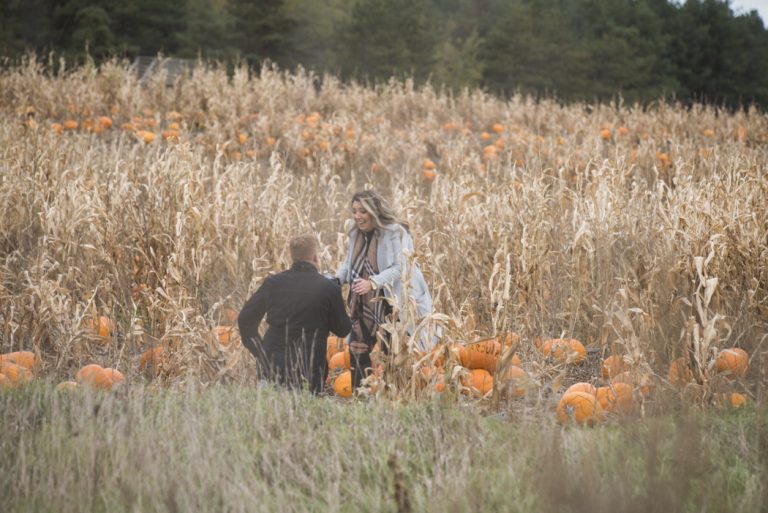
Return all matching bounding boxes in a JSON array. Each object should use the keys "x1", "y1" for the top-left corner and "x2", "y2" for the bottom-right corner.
[
  {"x1": 335, "y1": 230, "x2": 356, "y2": 283},
  {"x1": 370, "y1": 226, "x2": 408, "y2": 288}
]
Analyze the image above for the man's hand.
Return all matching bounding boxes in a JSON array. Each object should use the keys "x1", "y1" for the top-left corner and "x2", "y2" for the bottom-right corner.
[{"x1": 352, "y1": 278, "x2": 374, "y2": 295}]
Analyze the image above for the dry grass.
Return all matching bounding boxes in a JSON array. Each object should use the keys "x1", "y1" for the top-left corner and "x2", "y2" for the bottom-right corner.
[
  {"x1": 0, "y1": 383, "x2": 766, "y2": 513},
  {"x1": 0, "y1": 55, "x2": 766, "y2": 403}
]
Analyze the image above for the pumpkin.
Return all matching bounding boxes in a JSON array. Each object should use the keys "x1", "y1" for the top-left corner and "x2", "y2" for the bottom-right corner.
[
  {"x1": 459, "y1": 340, "x2": 502, "y2": 372},
  {"x1": 565, "y1": 382, "x2": 596, "y2": 396},
  {"x1": 417, "y1": 344, "x2": 447, "y2": 368},
  {"x1": 139, "y1": 347, "x2": 165, "y2": 377},
  {"x1": 136, "y1": 130, "x2": 155, "y2": 144},
  {"x1": 600, "y1": 129, "x2": 611, "y2": 141},
  {"x1": 668, "y1": 357, "x2": 693, "y2": 386},
  {"x1": 492, "y1": 123, "x2": 505, "y2": 133},
  {"x1": 0, "y1": 362, "x2": 32, "y2": 384},
  {"x1": 715, "y1": 348, "x2": 748, "y2": 379},
  {"x1": 601, "y1": 355, "x2": 625, "y2": 380},
  {"x1": 422, "y1": 168, "x2": 437, "y2": 182},
  {"x1": 326, "y1": 335, "x2": 348, "y2": 363},
  {"x1": 423, "y1": 158, "x2": 436, "y2": 170},
  {"x1": 0, "y1": 351, "x2": 38, "y2": 374},
  {"x1": 102, "y1": 368, "x2": 125, "y2": 387},
  {"x1": 329, "y1": 348, "x2": 351, "y2": 371},
  {"x1": 596, "y1": 383, "x2": 634, "y2": 414},
  {"x1": 76, "y1": 364, "x2": 112, "y2": 390},
  {"x1": 212, "y1": 326, "x2": 239, "y2": 346},
  {"x1": 333, "y1": 370, "x2": 353, "y2": 398},
  {"x1": 63, "y1": 119, "x2": 78, "y2": 130},
  {"x1": 500, "y1": 365, "x2": 527, "y2": 397},
  {"x1": 556, "y1": 391, "x2": 603, "y2": 426},
  {"x1": 540, "y1": 338, "x2": 586, "y2": 364},
  {"x1": 97, "y1": 116, "x2": 113, "y2": 129},
  {"x1": 724, "y1": 392, "x2": 747, "y2": 408},
  {"x1": 463, "y1": 368, "x2": 493, "y2": 397},
  {"x1": 499, "y1": 331, "x2": 520, "y2": 351},
  {"x1": 612, "y1": 371, "x2": 652, "y2": 398},
  {"x1": 86, "y1": 316, "x2": 113, "y2": 340}
]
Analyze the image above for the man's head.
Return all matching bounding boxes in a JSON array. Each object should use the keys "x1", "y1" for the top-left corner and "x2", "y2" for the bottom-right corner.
[{"x1": 289, "y1": 234, "x2": 319, "y2": 266}]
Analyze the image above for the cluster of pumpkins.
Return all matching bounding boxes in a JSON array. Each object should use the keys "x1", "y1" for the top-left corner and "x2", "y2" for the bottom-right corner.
[
  {"x1": 2, "y1": 324, "x2": 751, "y2": 426},
  {"x1": 325, "y1": 334, "x2": 582, "y2": 400},
  {"x1": 0, "y1": 350, "x2": 126, "y2": 392},
  {"x1": 325, "y1": 334, "x2": 751, "y2": 426}
]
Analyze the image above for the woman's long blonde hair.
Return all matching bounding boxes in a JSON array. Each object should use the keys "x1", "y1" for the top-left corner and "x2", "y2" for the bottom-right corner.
[{"x1": 350, "y1": 190, "x2": 409, "y2": 232}]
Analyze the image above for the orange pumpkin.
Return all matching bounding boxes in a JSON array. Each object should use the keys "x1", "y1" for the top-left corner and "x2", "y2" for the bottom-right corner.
[
  {"x1": 459, "y1": 340, "x2": 502, "y2": 372},
  {"x1": 86, "y1": 316, "x2": 113, "y2": 340},
  {"x1": 668, "y1": 357, "x2": 693, "y2": 386},
  {"x1": 556, "y1": 391, "x2": 603, "y2": 426},
  {"x1": 601, "y1": 355, "x2": 625, "y2": 380},
  {"x1": 0, "y1": 351, "x2": 38, "y2": 374},
  {"x1": 565, "y1": 382, "x2": 596, "y2": 396},
  {"x1": 500, "y1": 365, "x2": 527, "y2": 397},
  {"x1": 724, "y1": 392, "x2": 747, "y2": 408},
  {"x1": 212, "y1": 326, "x2": 239, "y2": 346},
  {"x1": 326, "y1": 336, "x2": 348, "y2": 363},
  {"x1": 102, "y1": 368, "x2": 125, "y2": 387},
  {"x1": 463, "y1": 368, "x2": 493, "y2": 397},
  {"x1": 333, "y1": 370, "x2": 353, "y2": 398},
  {"x1": 612, "y1": 371, "x2": 652, "y2": 398},
  {"x1": 140, "y1": 347, "x2": 165, "y2": 377},
  {"x1": 0, "y1": 361, "x2": 32, "y2": 384},
  {"x1": 76, "y1": 364, "x2": 112, "y2": 390},
  {"x1": 329, "y1": 348, "x2": 351, "y2": 371},
  {"x1": 715, "y1": 348, "x2": 749, "y2": 379},
  {"x1": 540, "y1": 338, "x2": 586, "y2": 364},
  {"x1": 596, "y1": 383, "x2": 634, "y2": 414},
  {"x1": 417, "y1": 344, "x2": 447, "y2": 368},
  {"x1": 499, "y1": 331, "x2": 520, "y2": 351}
]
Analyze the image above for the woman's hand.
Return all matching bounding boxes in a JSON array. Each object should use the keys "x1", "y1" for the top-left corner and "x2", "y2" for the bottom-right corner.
[
  {"x1": 349, "y1": 341, "x2": 369, "y2": 354},
  {"x1": 352, "y1": 278, "x2": 374, "y2": 295}
]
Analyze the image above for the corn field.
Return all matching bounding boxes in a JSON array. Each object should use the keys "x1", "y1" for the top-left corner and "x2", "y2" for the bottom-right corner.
[{"x1": 0, "y1": 55, "x2": 766, "y2": 405}]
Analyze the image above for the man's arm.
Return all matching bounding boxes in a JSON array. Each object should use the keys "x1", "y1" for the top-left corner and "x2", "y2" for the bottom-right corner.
[
  {"x1": 328, "y1": 284, "x2": 352, "y2": 338},
  {"x1": 237, "y1": 278, "x2": 271, "y2": 360}
]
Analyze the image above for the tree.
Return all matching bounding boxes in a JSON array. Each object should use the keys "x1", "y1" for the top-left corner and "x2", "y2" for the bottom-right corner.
[
  {"x1": 227, "y1": 0, "x2": 298, "y2": 69},
  {"x1": 338, "y1": 0, "x2": 439, "y2": 84}
]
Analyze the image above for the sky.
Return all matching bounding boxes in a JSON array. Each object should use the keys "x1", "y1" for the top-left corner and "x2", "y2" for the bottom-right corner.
[{"x1": 732, "y1": 0, "x2": 768, "y2": 22}]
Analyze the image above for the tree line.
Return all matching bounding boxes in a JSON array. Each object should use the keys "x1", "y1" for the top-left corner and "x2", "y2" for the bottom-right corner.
[{"x1": 2, "y1": 0, "x2": 767, "y2": 108}]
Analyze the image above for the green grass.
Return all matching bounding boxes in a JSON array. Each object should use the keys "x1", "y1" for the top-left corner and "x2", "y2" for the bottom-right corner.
[{"x1": 2, "y1": 383, "x2": 766, "y2": 513}]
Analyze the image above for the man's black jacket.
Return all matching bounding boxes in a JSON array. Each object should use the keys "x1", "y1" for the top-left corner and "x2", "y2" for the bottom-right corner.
[{"x1": 238, "y1": 261, "x2": 351, "y2": 393}]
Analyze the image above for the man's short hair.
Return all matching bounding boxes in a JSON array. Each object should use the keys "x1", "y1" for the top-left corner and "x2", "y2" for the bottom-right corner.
[{"x1": 289, "y1": 234, "x2": 318, "y2": 263}]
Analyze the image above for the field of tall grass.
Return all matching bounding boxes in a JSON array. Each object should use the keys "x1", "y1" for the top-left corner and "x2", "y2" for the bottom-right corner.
[{"x1": 1, "y1": 56, "x2": 767, "y2": 511}]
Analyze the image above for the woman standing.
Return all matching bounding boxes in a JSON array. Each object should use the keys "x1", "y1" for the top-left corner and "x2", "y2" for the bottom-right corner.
[{"x1": 336, "y1": 190, "x2": 433, "y2": 388}]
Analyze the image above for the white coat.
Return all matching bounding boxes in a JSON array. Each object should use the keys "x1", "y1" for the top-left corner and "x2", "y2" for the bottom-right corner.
[{"x1": 336, "y1": 223, "x2": 433, "y2": 320}]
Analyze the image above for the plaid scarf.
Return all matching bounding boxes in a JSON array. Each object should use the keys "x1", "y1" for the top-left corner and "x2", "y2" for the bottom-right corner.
[{"x1": 348, "y1": 229, "x2": 387, "y2": 345}]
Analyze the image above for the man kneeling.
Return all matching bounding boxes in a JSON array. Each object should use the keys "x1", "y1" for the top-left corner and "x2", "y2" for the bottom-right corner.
[{"x1": 238, "y1": 234, "x2": 351, "y2": 393}]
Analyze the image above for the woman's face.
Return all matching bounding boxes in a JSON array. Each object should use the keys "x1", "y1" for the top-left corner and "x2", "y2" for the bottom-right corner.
[{"x1": 351, "y1": 200, "x2": 374, "y2": 233}]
